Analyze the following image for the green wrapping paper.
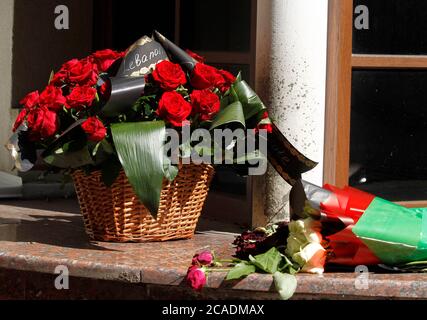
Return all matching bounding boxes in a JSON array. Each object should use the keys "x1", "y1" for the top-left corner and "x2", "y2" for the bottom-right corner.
[{"x1": 353, "y1": 199, "x2": 427, "y2": 265}]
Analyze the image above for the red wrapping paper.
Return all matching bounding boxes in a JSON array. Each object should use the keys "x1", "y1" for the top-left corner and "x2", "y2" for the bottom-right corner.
[{"x1": 321, "y1": 185, "x2": 381, "y2": 266}]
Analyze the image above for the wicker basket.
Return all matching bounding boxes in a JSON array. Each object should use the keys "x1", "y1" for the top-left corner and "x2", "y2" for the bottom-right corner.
[{"x1": 72, "y1": 164, "x2": 214, "y2": 242}]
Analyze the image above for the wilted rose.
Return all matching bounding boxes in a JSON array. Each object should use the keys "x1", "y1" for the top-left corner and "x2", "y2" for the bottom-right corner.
[
  {"x1": 186, "y1": 266, "x2": 206, "y2": 291},
  {"x1": 192, "y1": 251, "x2": 214, "y2": 266}
]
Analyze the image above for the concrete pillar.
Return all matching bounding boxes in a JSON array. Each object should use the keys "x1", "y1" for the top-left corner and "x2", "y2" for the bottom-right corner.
[{"x1": 252, "y1": 0, "x2": 329, "y2": 226}]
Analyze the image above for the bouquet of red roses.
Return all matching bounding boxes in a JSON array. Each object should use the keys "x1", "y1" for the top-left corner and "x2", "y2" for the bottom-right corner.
[{"x1": 7, "y1": 31, "x2": 275, "y2": 216}]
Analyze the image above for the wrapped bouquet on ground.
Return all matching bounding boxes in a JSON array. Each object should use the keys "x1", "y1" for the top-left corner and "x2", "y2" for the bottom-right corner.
[{"x1": 185, "y1": 182, "x2": 427, "y2": 299}]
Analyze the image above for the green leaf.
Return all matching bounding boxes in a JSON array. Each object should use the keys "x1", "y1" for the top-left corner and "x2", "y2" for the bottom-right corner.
[
  {"x1": 163, "y1": 155, "x2": 179, "y2": 182},
  {"x1": 111, "y1": 121, "x2": 166, "y2": 217},
  {"x1": 273, "y1": 272, "x2": 297, "y2": 300},
  {"x1": 233, "y1": 150, "x2": 266, "y2": 165},
  {"x1": 233, "y1": 80, "x2": 267, "y2": 120},
  {"x1": 91, "y1": 139, "x2": 115, "y2": 165},
  {"x1": 43, "y1": 147, "x2": 94, "y2": 169},
  {"x1": 249, "y1": 247, "x2": 283, "y2": 274},
  {"x1": 179, "y1": 141, "x2": 192, "y2": 159},
  {"x1": 225, "y1": 262, "x2": 256, "y2": 281},
  {"x1": 210, "y1": 101, "x2": 246, "y2": 131},
  {"x1": 48, "y1": 70, "x2": 55, "y2": 84}
]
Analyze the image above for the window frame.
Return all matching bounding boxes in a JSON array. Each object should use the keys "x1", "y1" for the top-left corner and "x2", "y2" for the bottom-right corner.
[{"x1": 324, "y1": 0, "x2": 427, "y2": 207}]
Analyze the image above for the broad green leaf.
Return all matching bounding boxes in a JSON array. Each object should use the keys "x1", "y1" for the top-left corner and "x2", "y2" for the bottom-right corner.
[
  {"x1": 43, "y1": 147, "x2": 94, "y2": 169},
  {"x1": 111, "y1": 121, "x2": 166, "y2": 217},
  {"x1": 249, "y1": 247, "x2": 283, "y2": 274},
  {"x1": 273, "y1": 272, "x2": 297, "y2": 300},
  {"x1": 225, "y1": 262, "x2": 256, "y2": 281},
  {"x1": 210, "y1": 101, "x2": 246, "y2": 131},
  {"x1": 233, "y1": 80, "x2": 267, "y2": 120}
]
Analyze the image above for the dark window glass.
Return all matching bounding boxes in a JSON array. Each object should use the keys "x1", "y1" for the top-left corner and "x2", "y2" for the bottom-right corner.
[
  {"x1": 350, "y1": 70, "x2": 427, "y2": 201},
  {"x1": 180, "y1": 0, "x2": 251, "y2": 52},
  {"x1": 112, "y1": 0, "x2": 175, "y2": 51},
  {"x1": 353, "y1": 0, "x2": 427, "y2": 55}
]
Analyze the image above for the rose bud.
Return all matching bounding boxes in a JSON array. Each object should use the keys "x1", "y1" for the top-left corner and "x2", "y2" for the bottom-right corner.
[
  {"x1": 193, "y1": 251, "x2": 214, "y2": 266},
  {"x1": 81, "y1": 117, "x2": 107, "y2": 142},
  {"x1": 186, "y1": 266, "x2": 207, "y2": 291}
]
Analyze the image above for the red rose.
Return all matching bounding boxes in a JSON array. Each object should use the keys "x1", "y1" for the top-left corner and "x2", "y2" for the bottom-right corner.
[
  {"x1": 13, "y1": 108, "x2": 29, "y2": 132},
  {"x1": 157, "y1": 92, "x2": 192, "y2": 127},
  {"x1": 218, "y1": 70, "x2": 236, "y2": 93},
  {"x1": 190, "y1": 63, "x2": 225, "y2": 90},
  {"x1": 50, "y1": 59, "x2": 80, "y2": 86},
  {"x1": 185, "y1": 49, "x2": 206, "y2": 63},
  {"x1": 190, "y1": 90, "x2": 220, "y2": 121},
  {"x1": 66, "y1": 86, "x2": 97, "y2": 110},
  {"x1": 192, "y1": 251, "x2": 214, "y2": 266},
  {"x1": 152, "y1": 60, "x2": 187, "y2": 91},
  {"x1": 255, "y1": 112, "x2": 273, "y2": 134},
  {"x1": 19, "y1": 91, "x2": 39, "y2": 109},
  {"x1": 38, "y1": 85, "x2": 67, "y2": 111},
  {"x1": 81, "y1": 117, "x2": 106, "y2": 142},
  {"x1": 186, "y1": 266, "x2": 206, "y2": 291},
  {"x1": 68, "y1": 58, "x2": 99, "y2": 87},
  {"x1": 26, "y1": 107, "x2": 59, "y2": 141},
  {"x1": 91, "y1": 49, "x2": 124, "y2": 73}
]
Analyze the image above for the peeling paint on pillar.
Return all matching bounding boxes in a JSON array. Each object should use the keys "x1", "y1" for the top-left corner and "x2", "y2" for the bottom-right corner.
[{"x1": 254, "y1": 0, "x2": 328, "y2": 224}]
